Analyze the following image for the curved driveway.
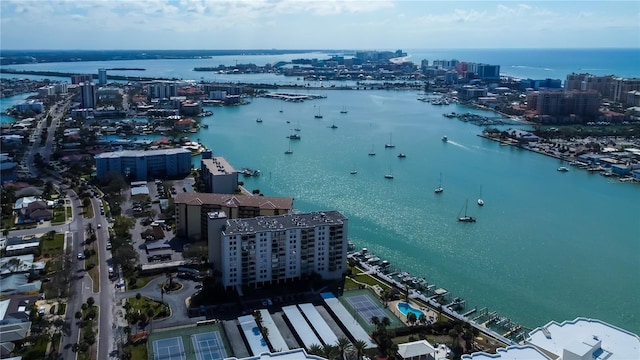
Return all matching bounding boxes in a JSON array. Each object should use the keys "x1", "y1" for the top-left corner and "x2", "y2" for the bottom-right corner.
[{"x1": 116, "y1": 276, "x2": 200, "y2": 329}]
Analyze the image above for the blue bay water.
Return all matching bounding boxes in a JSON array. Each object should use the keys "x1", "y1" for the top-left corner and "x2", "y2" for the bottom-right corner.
[
  {"x1": 194, "y1": 92, "x2": 639, "y2": 333},
  {"x1": 2, "y1": 49, "x2": 639, "y2": 332}
]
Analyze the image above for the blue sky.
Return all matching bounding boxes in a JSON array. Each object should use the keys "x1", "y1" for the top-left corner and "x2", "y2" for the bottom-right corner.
[{"x1": 1, "y1": 0, "x2": 638, "y2": 50}]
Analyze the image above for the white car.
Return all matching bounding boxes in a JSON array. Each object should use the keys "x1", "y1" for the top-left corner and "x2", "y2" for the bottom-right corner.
[
  {"x1": 97, "y1": 224, "x2": 102, "y2": 229},
  {"x1": 77, "y1": 252, "x2": 85, "y2": 260}
]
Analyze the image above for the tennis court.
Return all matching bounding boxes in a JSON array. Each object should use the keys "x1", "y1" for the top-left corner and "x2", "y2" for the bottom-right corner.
[
  {"x1": 153, "y1": 337, "x2": 186, "y2": 360},
  {"x1": 191, "y1": 332, "x2": 226, "y2": 360},
  {"x1": 346, "y1": 294, "x2": 388, "y2": 324}
]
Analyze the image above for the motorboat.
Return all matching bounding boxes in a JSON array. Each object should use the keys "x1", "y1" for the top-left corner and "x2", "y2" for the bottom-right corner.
[
  {"x1": 256, "y1": 118, "x2": 263, "y2": 123},
  {"x1": 442, "y1": 135, "x2": 448, "y2": 142},
  {"x1": 288, "y1": 134, "x2": 301, "y2": 140},
  {"x1": 557, "y1": 166, "x2": 569, "y2": 172},
  {"x1": 398, "y1": 153, "x2": 406, "y2": 158}
]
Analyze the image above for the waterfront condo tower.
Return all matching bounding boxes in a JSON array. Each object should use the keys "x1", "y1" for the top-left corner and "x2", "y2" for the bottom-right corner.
[{"x1": 208, "y1": 211, "x2": 348, "y2": 289}]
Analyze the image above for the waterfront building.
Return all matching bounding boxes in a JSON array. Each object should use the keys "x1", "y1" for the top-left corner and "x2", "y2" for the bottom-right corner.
[
  {"x1": 175, "y1": 192, "x2": 293, "y2": 240},
  {"x1": 37, "y1": 85, "x2": 55, "y2": 97},
  {"x1": 79, "y1": 82, "x2": 97, "y2": 109},
  {"x1": 200, "y1": 155, "x2": 238, "y2": 194},
  {"x1": 147, "y1": 81, "x2": 177, "y2": 100},
  {"x1": 463, "y1": 317, "x2": 640, "y2": 360},
  {"x1": 526, "y1": 318, "x2": 640, "y2": 360},
  {"x1": 14, "y1": 99, "x2": 43, "y2": 114},
  {"x1": 71, "y1": 74, "x2": 93, "y2": 85},
  {"x1": 612, "y1": 78, "x2": 640, "y2": 104},
  {"x1": 458, "y1": 86, "x2": 488, "y2": 100},
  {"x1": 54, "y1": 82, "x2": 68, "y2": 94},
  {"x1": 474, "y1": 63, "x2": 501, "y2": 81},
  {"x1": 527, "y1": 90, "x2": 600, "y2": 120},
  {"x1": 519, "y1": 78, "x2": 563, "y2": 91},
  {"x1": 94, "y1": 148, "x2": 191, "y2": 181},
  {"x1": 207, "y1": 210, "x2": 348, "y2": 289},
  {"x1": 98, "y1": 68, "x2": 107, "y2": 85}
]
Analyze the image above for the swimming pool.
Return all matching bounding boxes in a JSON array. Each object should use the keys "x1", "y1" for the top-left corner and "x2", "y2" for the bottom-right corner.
[{"x1": 396, "y1": 302, "x2": 424, "y2": 318}]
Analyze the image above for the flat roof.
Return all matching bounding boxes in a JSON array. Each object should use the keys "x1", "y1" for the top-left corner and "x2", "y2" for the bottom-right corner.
[
  {"x1": 526, "y1": 317, "x2": 640, "y2": 360},
  {"x1": 202, "y1": 157, "x2": 236, "y2": 175},
  {"x1": 95, "y1": 148, "x2": 190, "y2": 159},
  {"x1": 462, "y1": 345, "x2": 551, "y2": 360},
  {"x1": 281, "y1": 305, "x2": 321, "y2": 349},
  {"x1": 176, "y1": 192, "x2": 293, "y2": 211},
  {"x1": 258, "y1": 309, "x2": 289, "y2": 352},
  {"x1": 224, "y1": 211, "x2": 345, "y2": 236},
  {"x1": 237, "y1": 315, "x2": 269, "y2": 356},
  {"x1": 320, "y1": 293, "x2": 376, "y2": 349},
  {"x1": 298, "y1": 303, "x2": 338, "y2": 346}
]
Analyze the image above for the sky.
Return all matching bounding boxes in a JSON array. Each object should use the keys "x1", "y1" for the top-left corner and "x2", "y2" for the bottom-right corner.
[{"x1": 1, "y1": 0, "x2": 639, "y2": 50}]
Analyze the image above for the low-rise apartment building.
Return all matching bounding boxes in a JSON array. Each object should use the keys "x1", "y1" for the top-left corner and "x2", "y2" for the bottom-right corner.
[{"x1": 175, "y1": 192, "x2": 293, "y2": 241}]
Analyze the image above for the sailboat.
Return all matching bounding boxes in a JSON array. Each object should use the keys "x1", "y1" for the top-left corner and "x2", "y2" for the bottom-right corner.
[
  {"x1": 434, "y1": 173, "x2": 443, "y2": 194},
  {"x1": 384, "y1": 165, "x2": 394, "y2": 179},
  {"x1": 340, "y1": 106, "x2": 348, "y2": 114},
  {"x1": 330, "y1": 122, "x2": 338, "y2": 129},
  {"x1": 368, "y1": 145, "x2": 376, "y2": 156},
  {"x1": 314, "y1": 106, "x2": 323, "y2": 119},
  {"x1": 458, "y1": 199, "x2": 476, "y2": 222},
  {"x1": 294, "y1": 120, "x2": 301, "y2": 132},
  {"x1": 350, "y1": 163, "x2": 358, "y2": 175},
  {"x1": 477, "y1": 186, "x2": 484, "y2": 206},
  {"x1": 284, "y1": 139, "x2": 293, "y2": 155},
  {"x1": 279, "y1": 104, "x2": 283, "y2": 113},
  {"x1": 385, "y1": 133, "x2": 395, "y2": 148}
]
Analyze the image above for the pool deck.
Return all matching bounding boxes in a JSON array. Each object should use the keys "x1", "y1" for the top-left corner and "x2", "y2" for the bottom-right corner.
[{"x1": 389, "y1": 300, "x2": 439, "y2": 325}]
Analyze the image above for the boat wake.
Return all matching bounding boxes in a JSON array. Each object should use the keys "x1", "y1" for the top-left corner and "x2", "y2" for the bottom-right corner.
[
  {"x1": 447, "y1": 140, "x2": 471, "y2": 151},
  {"x1": 511, "y1": 65, "x2": 553, "y2": 71}
]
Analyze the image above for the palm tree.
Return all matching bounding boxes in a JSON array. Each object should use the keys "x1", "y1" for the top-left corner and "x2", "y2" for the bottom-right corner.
[
  {"x1": 308, "y1": 344, "x2": 323, "y2": 357},
  {"x1": 85, "y1": 223, "x2": 94, "y2": 236},
  {"x1": 335, "y1": 337, "x2": 352, "y2": 360},
  {"x1": 321, "y1": 344, "x2": 339, "y2": 360},
  {"x1": 419, "y1": 314, "x2": 427, "y2": 325},
  {"x1": 352, "y1": 339, "x2": 368, "y2": 360},
  {"x1": 407, "y1": 312, "x2": 417, "y2": 326}
]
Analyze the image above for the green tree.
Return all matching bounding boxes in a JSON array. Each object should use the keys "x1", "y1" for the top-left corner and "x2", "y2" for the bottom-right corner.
[
  {"x1": 352, "y1": 339, "x2": 368, "y2": 360},
  {"x1": 407, "y1": 311, "x2": 417, "y2": 326},
  {"x1": 335, "y1": 337, "x2": 352, "y2": 360}
]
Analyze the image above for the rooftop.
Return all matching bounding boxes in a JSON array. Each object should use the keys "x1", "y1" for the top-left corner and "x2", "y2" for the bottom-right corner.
[
  {"x1": 95, "y1": 148, "x2": 190, "y2": 159},
  {"x1": 175, "y1": 192, "x2": 293, "y2": 211},
  {"x1": 223, "y1": 211, "x2": 346, "y2": 235},
  {"x1": 526, "y1": 317, "x2": 640, "y2": 360},
  {"x1": 202, "y1": 156, "x2": 236, "y2": 175}
]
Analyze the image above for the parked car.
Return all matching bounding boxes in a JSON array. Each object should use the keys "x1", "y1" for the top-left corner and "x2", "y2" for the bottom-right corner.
[{"x1": 77, "y1": 252, "x2": 85, "y2": 260}]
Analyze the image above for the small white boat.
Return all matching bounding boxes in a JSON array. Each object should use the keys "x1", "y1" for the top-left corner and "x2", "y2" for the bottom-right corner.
[
  {"x1": 385, "y1": 133, "x2": 395, "y2": 148},
  {"x1": 557, "y1": 166, "x2": 569, "y2": 172},
  {"x1": 442, "y1": 135, "x2": 448, "y2": 142},
  {"x1": 477, "y1": 185, "x2": 484, "y2": 206},
  {"x1": 256, "y1": 118, "x2": 263, "y2": 123},
  {"x1": 458, "y1": 200, "x2": 476, "y2": 223},
  {"x1": 398, "y1": 153, "x2": 406, "y2": 158}
]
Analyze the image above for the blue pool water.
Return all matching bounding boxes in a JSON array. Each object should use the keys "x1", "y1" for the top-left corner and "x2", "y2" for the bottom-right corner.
[{"x1": 397, "y1": 302, "x2": 424, "y2": 318}]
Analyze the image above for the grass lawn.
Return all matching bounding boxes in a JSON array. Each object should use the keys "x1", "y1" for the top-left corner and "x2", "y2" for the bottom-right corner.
[
  {"x1": 83, "y1": 201, "x2": 94, "y2": 219},
  {"x1": 127, "y1": 295, "x2": 170, "y2": 320},
  {"x1": 51, "y1": 207, "x2": 66, "y2": 224},
  {"x1": 351, "y1": 272, "x2": 392, "y2": 290},
  {"x1": 41, "y1": 233, "x2": 65, "y2": 258},
  {"x1": 78, "y1": 304, "x2": 99, "y2": 360},
  {"x1": 127, "y1": 341, "x2": 148, "y2": 360},
  {"x1": 86, "y1": 242, "x2": 100, "y2": 292}
]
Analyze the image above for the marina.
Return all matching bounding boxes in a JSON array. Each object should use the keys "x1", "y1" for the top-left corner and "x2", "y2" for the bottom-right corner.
[
  {"x1": 194, "y1": 91, "x2": 639, "y2": 334},
  {"x1": 349, "y1": 248, "x2": 531, "y2": 343}
]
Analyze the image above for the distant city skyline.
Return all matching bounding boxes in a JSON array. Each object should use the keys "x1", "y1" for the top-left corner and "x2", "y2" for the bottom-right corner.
[{"x1": 1, "y1": 0, "x2": 639, "y2": 50}]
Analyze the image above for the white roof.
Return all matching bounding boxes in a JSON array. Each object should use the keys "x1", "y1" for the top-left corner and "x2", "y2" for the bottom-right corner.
[
  {"x1": 398, "y1": 340, "x2": 436, "y2": 359},
  {"x1": 320, "y1": 293, "x2": 376, "y2": 349},
  {"x1": 526, "y1": 317, "x2": 640, "y2": 360},
  {"x1": 226, "y1": 348, "x2": 326, "y2": 360},
  {"x1": 0, "y1": 299, "x2": 10, "y2": 320},
  {"x1": 281, "y1": 305, "x2": 321, "y2": 348},
  {"x1": 259, "y1": 309, "x2": 289, "y2": 352},
  {"x1": 238, "y1": 315, "x2": 270, "y2": 356},
  {"x1": 298, "y1": 303, "x2": 338, "y2": 346},
  {"x1": 462, "y1": 345, "x2": 551, "y2": 360}
]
